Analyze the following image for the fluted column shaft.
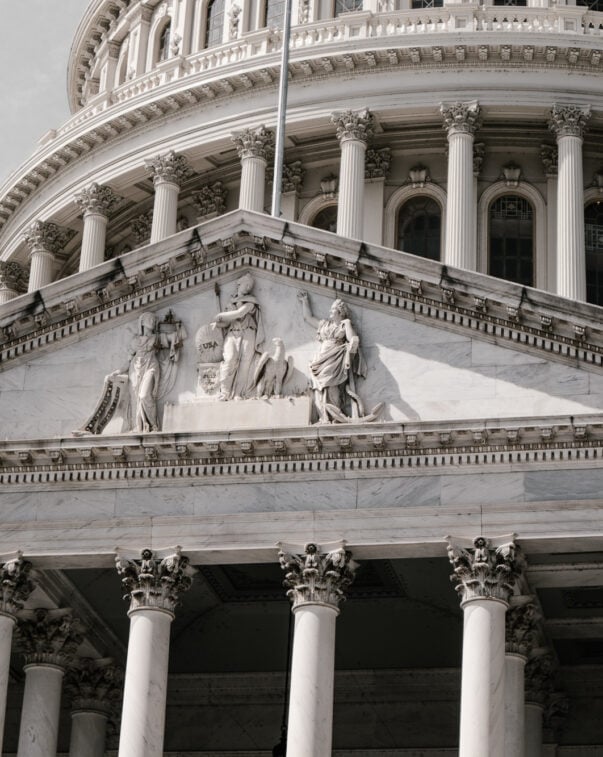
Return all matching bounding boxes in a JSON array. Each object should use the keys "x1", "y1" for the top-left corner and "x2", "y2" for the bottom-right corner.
[
  {"x1": 505, "y1": 653, "x2": 527, "y2": 757},
  {"x1": 116, "y1": 548, "x2": 194, "y2": 757},
  {"x1": 441, "y1": 102, "x2": 481, "y2": 271},
  {"x1": 233, "y1": 126, "x2": 274, "y2": 213},
  {"x1": 0, "y1": 615, "x2": 15, "y2": 746},
  {"x1": 75, "y1": 183, "x2": 120, "y2": 272},
  {"x1": 23, "y1": 221, "x2": 74, "y2": 292},
  {"x1": 28, "y1": 248, "x2": 56, "y2": 291},
  {"x1": 332, "y1": 110, "x2": 374, "y2": 241},
  {"x1": 69, "y1": 711, "x2": 108, "y2": 757},
  {"x1": 17, "y1": 664, "x2": 64, "y2": 757},
  {"x1": 447, "y1": 535, "x2": 518, "y2": 757},
  {"x1": 279, "y1": 543, "x2": 356, "y2": 757},
  {"x1": 146, "y1": 151, "x2": 191, "y2": 244},
  {"x1": 549, "y1": 104, "x2": 590, "y2": 301},
  {"x1": 524, "y1": 702, "x2": 544, "y2": 757}
]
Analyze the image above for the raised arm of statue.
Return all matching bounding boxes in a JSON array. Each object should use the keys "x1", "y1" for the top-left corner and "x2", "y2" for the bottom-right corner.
[{"x1": 297, "y1": 290, "x2": 320, "y2": 330}]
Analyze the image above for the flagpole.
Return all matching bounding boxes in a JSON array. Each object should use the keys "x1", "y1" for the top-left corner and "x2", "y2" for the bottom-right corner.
[{"x1": 271, "y1": 0, "x2": 293, "y2": 218}]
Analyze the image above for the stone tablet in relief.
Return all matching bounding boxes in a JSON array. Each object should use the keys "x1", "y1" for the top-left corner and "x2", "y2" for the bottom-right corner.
[
  {"x1": 77, "y1": 310, "x2": 186, "y2": 434},
  {"x1": 298, "y1": 291, "x2": 383, "y2": 424}
]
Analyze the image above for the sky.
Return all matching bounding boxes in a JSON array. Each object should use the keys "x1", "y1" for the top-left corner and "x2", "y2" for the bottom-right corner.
[{"x1": 0, "y1": 0, "x2": 91, "y2": 185}]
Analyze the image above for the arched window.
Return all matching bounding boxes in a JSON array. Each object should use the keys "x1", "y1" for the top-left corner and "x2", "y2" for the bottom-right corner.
[
  {"x1": 335, "y1": 0, "x2": 363, "y2": 14},
  {"x1": 311, "y1": 205, "x2": 338, "y2": 233},
  {"x1": 489, "y1": 195, "x2": 534, "y2": 287},
  {"x1": 265, "y1": 0, "x2": 285, "y2": 27},
  {"x1": 586, "y1": 200, "x2": 603, "y2": 306},
  {"x1": 397, "y1": 196, "x2": 441, "y2": 261},
  {"x1": 205, "y1": 0, "x2": 225, "y2": 48},
  {"x1": 158, "y1": 22, "x2": 171, "y2": 61}
]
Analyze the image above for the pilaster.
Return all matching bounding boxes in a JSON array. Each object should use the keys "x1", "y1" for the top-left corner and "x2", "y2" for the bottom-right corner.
[{"x1": 363, "y1": 147, "x2": 390, "y2": 245}]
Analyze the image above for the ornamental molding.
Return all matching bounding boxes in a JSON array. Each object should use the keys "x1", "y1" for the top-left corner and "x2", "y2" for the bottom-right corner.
[
  {"x1": 278, "y1": 542, "x2": 357, "y2": 609},
  {"x1": 232, "y1": 126, "x2": 275, "y2": 161},
  {"x1": 0, "y1": 552, "x2": 34, "y2": 616},
  {"x1": 548, "y1": 103, "x2": 591, "y2": 139},
  {"x1": 540, "y1": 144, "x2": 558, "y2": 177},
  {"x1": 193, "y1": 181, "x2": 228, "y2": 219},
  {"x1": 332, "y1": 109, "x2": 375, "y2": 144},
  {"x1": 447, "y1": 534, "x2": 519, "y2": 605},
  {"x1": 16, "y1": 607, "x2": 84, "y2": 669},
  {"x1": 0, "y1": 261, "x2": 27, "y2": 293},
  {"x1": 74, "y1": 182, "x2": 122, "y2": 216},
  {"x1": 282, "y1": 161, "x2": 305, "y2": 194},
  {"x1": 66, "y1": 657, "x2": 123, "y2": 715},
  {"x1": 130, "y1": 210, "x2": 153, "y2": 245},
  {"x1": 145, "y1": 150, "x2": 193, "y2": 186},
  {"x1": 22, "y1": 221, "x2": 76, "y2": 256},
  {"x1": 115, "y1": 546, "x2": 195, "y2": 614},
  {"x1": 506, "y1": 594, "x2": 539, "y2": 656},
  {"x1": 365, "y1": 148, "x2": 391, "y2": 180},
  {"x1": 440, "y1": 101, "x2": 481, "y2": 136},
  {"x1": 2, "y1": 40, "x2": 602, "y2": 234}
]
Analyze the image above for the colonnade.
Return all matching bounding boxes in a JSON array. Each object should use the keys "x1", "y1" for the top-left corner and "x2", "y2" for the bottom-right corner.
[
  {"x1": 1, "y1": 101, "x2": 591, "y2": 305},
  {"x1": 0, "y1": 537, "x2": 562, "y2": 757}
]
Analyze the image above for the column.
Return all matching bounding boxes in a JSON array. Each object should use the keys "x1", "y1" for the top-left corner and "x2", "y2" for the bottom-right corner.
[
  {"x1": 232, "y1": 126, "x2": 275, "y2": 213},
  {"x1": 549, "y1": 103, "x2": 591, "y2": 300},
  {"x1": 524, "y1": 652, "x2": 554, "y2": 757},
  {"x1": 75, "y1": 183, "x2": 121, "y2": 272},
  {"x1": 332, "y1": 109, "x2": 374, "y2": 240},
  {"x1": 116, "y1": 547, "x2": 195, "y2": 757},
  {"x1": 541, "y1": 144, "x2": 558, "y2": 293},
  {"x1": 0, "y1": 261, "x2": 27, "y2": 304},
  {"x1": 447, "y1": 535, "x2": 519, "y2": 757},
  {"x1": 16, "y1": 608, "x2": 83, "y2": 757},
  {"x1": 363, "y1": 147, "x2": 391, "y2": 245},
  {"x1": 146, "y1": 151, "x2": 191, "y2": 244},
  {"x1": 278, "y1": 542, "x2": 357, "y2": 757},
  {"x1": 66, "y1": 657, "x2": 123, "y2": 757},
  {"x1": 505, "y1": 596, "x2": 537, "y2": 757},
  {"x1": 0, "y1": 554, "x2": 34, "y2": 751},
  {"x1": 473, "y1": 142, "x2": 485, "y2": 269},
  {"x1": 441, "y1": 101, "x2": 481, "y2": 270},
  {"x1": 23, "y1": 220, "x2": 75, "y2": 292}
]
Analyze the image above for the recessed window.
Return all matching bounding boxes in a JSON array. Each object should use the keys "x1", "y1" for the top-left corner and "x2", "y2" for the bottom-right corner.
[
  {"x1": 265, "y1": 0, "x2": 285, "y2": 27},
  {"x1": 586, "y1": 201, "x2": 603, "y2": 306},
  {"x1": 397, "y1": 196, "x2": 441, "y2": 261},
  {"x1": 311, "y1": 205, "x2": 338, "y2": 233},
  {"x1": 158, "y1": 23, "x2": 171, "y2": 61},
  {"x1": 335, "y1": 0, "x2": 363, "y2": 15},
  {"x1": 410, "y1": 0, "x2": 443, "y2": 8},
  {"x1": 489, "y1": 195, "x2": 534, "y2": 287},
  {"x1": 206, "y1": 0, "x2": 225, "y2": 48},
  {"x1": 493, "y1": 0, "x2": 527, "y2": 5}
]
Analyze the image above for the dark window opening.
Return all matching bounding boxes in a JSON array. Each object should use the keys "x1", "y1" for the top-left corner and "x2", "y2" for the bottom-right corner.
[
  {"x1": 586, "y1": 201, "x2": 603, "y2": 306},
  {"x1": 335, "y1": 0, "x2": 363, "y2": 15},
  {"x1": 489, "y1": 195, "x2": 534, "y2": 287},
  {"x1": 311, "y1": 205, "x2": 338, "y2": 233},
  {"x1": 397, "y1": 196, "x2": 441, "y2": 261}
]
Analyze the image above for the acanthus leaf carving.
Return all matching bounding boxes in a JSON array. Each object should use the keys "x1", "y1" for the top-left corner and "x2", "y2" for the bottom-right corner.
[
  {"x1": 548, "y1": 103, "x2": 591, "y2": 139},
  {"x1": 66, "y1": 657, "x2": 124, "y2": 715},
  {"x1": 447, "y1": 535, "x2": 519, "y2": 605},
  {"x1": 365, "y1": 147, "x2": 391, "y2": 180},
  {"x1": 145, "y1": 150, "x2": 193, "y2": 186},
  {"x1": 331, "y1": 109, "x2": 375, "y2": 144},
  {"x1": 232, "y1": 126, "x2": 275, "y2": 160},
  {"x1": 75, "y1": 182, "x2": 121, "y2": 216},
  {"x1": 193, "y1": 181, "x2": 228, "y2": 219},
  {"x1": 0, "y1": 261, "x2": 27, "y2": 294},
  {"x1": 23, "y1": 220, "x2": 76, "y2": 256},
  {"x1": 16, "y1": 608, "x2": 84, "y2": 669},
  {"x1": 440, "y1": 101, "x2": 481, "y2": 136}
]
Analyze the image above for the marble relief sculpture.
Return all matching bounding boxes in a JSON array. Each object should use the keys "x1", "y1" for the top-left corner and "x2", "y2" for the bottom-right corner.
[
  {"x1": 298, "y1": 291, "x2": 383, "y2": 424},
  {"x1": 78, "y1": 310, "x2": 186, "y2": 434},
  {"x1": 254, "y1": 338, "x2": 293, "y2": 399}
]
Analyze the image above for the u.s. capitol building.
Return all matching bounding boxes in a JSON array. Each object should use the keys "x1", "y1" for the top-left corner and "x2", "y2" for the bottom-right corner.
[{"x1": 0, "y1": 0, "x2": 603, "y2": 754}]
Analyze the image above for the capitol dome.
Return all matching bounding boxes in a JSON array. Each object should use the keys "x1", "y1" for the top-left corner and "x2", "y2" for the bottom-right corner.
[{"x1": 0, "y1": 1, "x2": 603, "y2": 756}]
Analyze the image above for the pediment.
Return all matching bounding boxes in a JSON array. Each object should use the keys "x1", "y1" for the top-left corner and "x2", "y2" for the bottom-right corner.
[{"x1": 1, "y1": 210, "x2": 603, "y2": 451}]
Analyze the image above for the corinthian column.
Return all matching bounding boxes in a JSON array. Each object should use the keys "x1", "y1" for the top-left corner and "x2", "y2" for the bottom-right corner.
[
  {"x1": 549, "y1": 104, "x2": 591, "y2": 301},
  {"x1": 75, "y1": 183, "x2": 121, "y2": 272},
  {"x1": 145, "y1": 151, "x2": 191, "y2": 243},
  {"x1": 23, "y1": 220, "x2": 75, "y2": 292},
  {"x1": 0, "y1": 554, "x2": 34, "y2": 752},
  {"x1": 0, "y1": 261, "x2": 27, "y2": 304},
  {"x1": 66, "y1": 657, "x2": 123, "y2": 757},
  {"x1": 232, "y1": 126, "x2": 275, "y2": 212},
  {"x1": 332, "y1": 109, "x2": 374, "y2": 240},
  {"x1": 278, "y1": 542, "x2": 357, "y2": 757},
  {"x1": 505, "y1": 596, "x2": 537, "y2": 757},
  {"x1": 115, "y1": 547, "x2": 195, "y2": 757},
  {"x1": 447, "y1": 535, "x2": 519, "y2": 757},
  {"x1": 441, "y1": 102, "x2": 481, "y2": 270},
  {"x1": 16, "y1": 608, "x2": 84, "y2": 757}
]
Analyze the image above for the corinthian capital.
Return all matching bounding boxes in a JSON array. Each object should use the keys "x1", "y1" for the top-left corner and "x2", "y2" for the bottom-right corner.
[
  {"x1": 0, "y1": 262, "x2": 27, "y2": 294},
  {"x1": 17, "y1": 608, "x2": 84, "y2": 669},
  {"x1": 66, "y1": 657, "x2": 123, "y2": 715},
  {"x1": 549, "y1": 104, "x2": 591, "y2": 139},
  {"x1": 75, "y1": 183, "x2": 121, "y2": 216},
  {"x1": 145, "y1": 151, "x2": 192, "y2": 186},
  {"x1": 447, "y1": 535, "x2": 518, "y2": 605},
  {"x1": 23, "y1": 220, "x2": 76, "y2": 256},
  {"x1": 0, "y1": 552, "x2": 34, "y2": 616},
  {"x1": 525, "y1": 650, "x2": 555, "y2": 705},
  {"x1": 193, "y1": 181, "x2": 228, "y2": 218},
  {"x1": 115, "y1": 547, "x2": 195, "y2": 614},
  {"x1": 506, "y1": 595, "x2": 538, "y2": 656},
  {"x1": 278, "y1": 542, "x2": 357, "y2": 610},
  {"x1": 232, "y1": 125, "x2": 275, "y2": 160},
  {"x1": 331, "y1": 109, "x2": 374, "y2": 144},
  {"x1": 440, "y1": 101, "x2": 481, "y2": 136}
]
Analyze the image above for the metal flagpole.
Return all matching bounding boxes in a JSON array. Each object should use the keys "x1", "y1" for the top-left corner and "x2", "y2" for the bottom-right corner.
[{"x1": 271, "y1": 0, "x2": 293, "y2": 218}]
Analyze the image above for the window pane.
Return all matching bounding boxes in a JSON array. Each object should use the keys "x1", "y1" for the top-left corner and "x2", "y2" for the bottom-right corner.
[
  {"x1": 489, "y1": 195, "x2": 534, "y2": 287},
  {"x1": 410, "y1": 0, "x2": 443, "y2": 8},
  {"x1": 206, "y1": 0, "x2": 225, "y2": 48},
  {"x1": 311, "y1": 206, "x2": 338, "y2": 233},
  {"x1": 335, "y1": 0, "x2": 363, "y2": 15},
  {"x1": 266, "y1": 0, "x2": 285, "y2": 26},
  {"x1": 586, "y1": 201, "x2": 603, "y2": 306},
  {"x1": 397, "y1": 197, "x2": 441, "y2": 261}
]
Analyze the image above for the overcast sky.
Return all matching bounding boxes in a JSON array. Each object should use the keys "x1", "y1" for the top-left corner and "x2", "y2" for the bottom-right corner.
[{"x1": 0, "y1": 0, "x2": 91, "y2": 185}]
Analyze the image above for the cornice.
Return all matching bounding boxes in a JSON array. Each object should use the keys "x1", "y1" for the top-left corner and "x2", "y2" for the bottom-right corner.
[{"x1": 2, "y1": 36, "x2": 603, "y2": 244}]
